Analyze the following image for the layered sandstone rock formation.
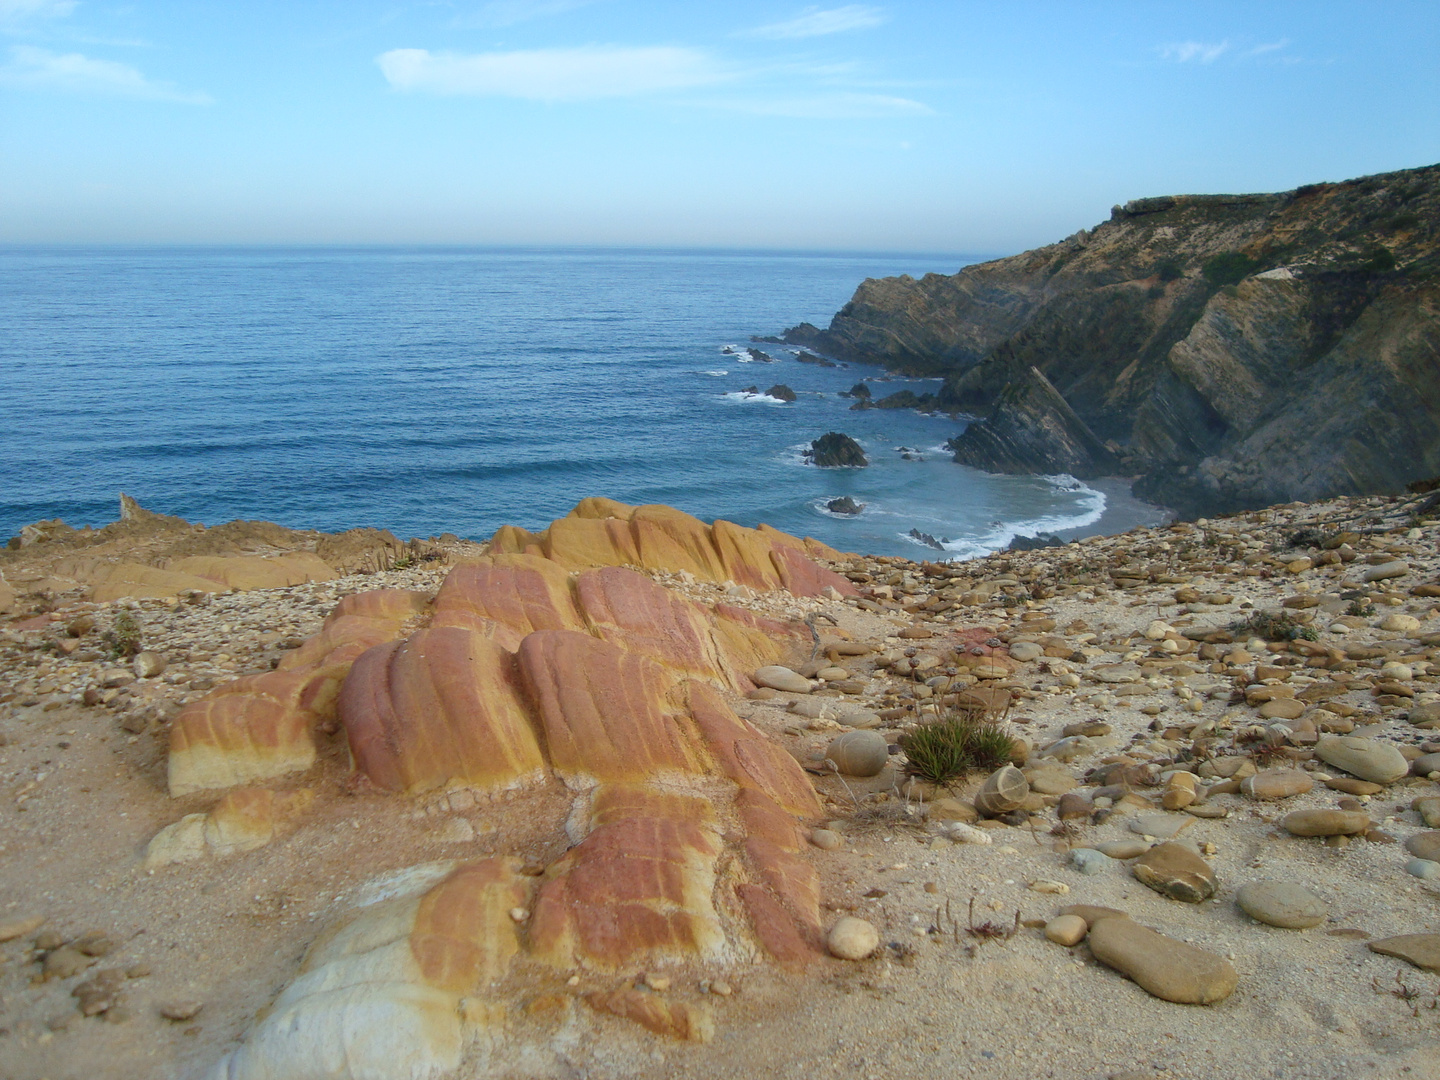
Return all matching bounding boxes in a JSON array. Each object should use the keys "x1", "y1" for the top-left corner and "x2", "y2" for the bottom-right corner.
[
  {"x1": 490, "y1": 497, "x2": 855, "y2": 598},
  {"x1": 156, "y1": 501, "x2": 846, "y2": 1079},
  {"x1": 785, "y1": 163, "x2": 1440, "y2": 516},
  {"x1": 1, "y1": 494, "x2": 413, "y2": 602}
]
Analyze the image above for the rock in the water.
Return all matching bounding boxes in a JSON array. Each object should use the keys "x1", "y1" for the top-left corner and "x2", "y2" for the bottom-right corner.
[
  {"x1": 753, "y1": 665, "x2": 811, "y2": 694},
  {"x1": 826, "y1": 496, "x2": 864, "y2": 515},
  {"x1": 1131, "y1": 842, "x2": 1217, "y2": 902},
  {"x1": 827, "y1": 917, "x2": 879, "y2": 960},
  {"x1": 825, "y1": 731, "x2": 889, "y2": 777},
  {"x1": 765, "y1": 384, "x2": 797, "y2": 402},
  {"x1": 1404, "y1": 831, "x2": 1440, "y2": 862},
  {"x1": 1087, "y1": 918, "x2": 1238, "y2": 1004},
  {"x1": 1236, "y1": 881, "x2": 1328, "y2": 928},
  {"x1": 973, "y1": 764, "x2": 1029, "y2": 817},
  {"x1": 1281, "y1": 809, "x2": 1372, "y2": 837},
  {"x1": 1241, "y1": 769, "x2": 1314, "y2": 800},
  {"x1": 1314, "y1": 735, "x2": 1408, "y2": 785},
  {"x1": 805, "y1": 432, "x2": 868, "y2": 468},
  {"x1": 1367, "y1": 934, "x2": 1440, "y2": 973}
]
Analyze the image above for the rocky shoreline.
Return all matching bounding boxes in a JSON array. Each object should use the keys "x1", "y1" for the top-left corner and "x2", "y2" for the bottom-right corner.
[
  {"x1": 1, "y1": 492, "x2": 1438, "y2": 1079},
  {"x1": 782, "y1": 163, "x2": 1440, "y2": 520}
]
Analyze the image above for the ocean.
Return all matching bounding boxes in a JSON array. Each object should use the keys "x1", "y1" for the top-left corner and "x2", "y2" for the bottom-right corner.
[{"x1": 0, "y1": 246, "x2": 1164, "y2": 559}]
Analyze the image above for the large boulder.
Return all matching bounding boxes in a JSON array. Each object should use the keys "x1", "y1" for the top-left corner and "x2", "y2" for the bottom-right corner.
[{"x1": 805, "y1": 432, "x2": 868, "y2": 468}]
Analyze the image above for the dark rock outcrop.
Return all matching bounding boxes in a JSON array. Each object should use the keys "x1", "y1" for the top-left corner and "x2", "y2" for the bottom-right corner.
[
  {"x1": 766, "y1": 384, "x2": 797, "y2": 403},
  {"x1": 805, "y1": 433, "x2": 868, "y2": 468},
  {"x1": 795, "y1": 350, "x2": 837, "y2": 367},
  {"x1": 784, "y1": 164, "x2": 1440, "y2": 516},
  {"x1": 826, "y1": 496, "x2": 864, "y2": 515},
  {"x1": 948, "y1": 367, "x2": 1118, "y2": 478}
]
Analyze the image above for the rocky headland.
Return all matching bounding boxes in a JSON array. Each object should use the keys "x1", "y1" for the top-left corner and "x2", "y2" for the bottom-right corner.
[
  {"x1": 784, "y1": 163, "x2": 1440, "y2": 519},
  {"x1": 1, "y1": 492, "x2": 1439, "y2": 1078}
]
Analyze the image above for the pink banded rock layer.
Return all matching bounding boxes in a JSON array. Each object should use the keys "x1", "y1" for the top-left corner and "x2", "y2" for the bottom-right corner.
[{"x1": 165, "y1": 502, "x2": 845, "y2": 1080}]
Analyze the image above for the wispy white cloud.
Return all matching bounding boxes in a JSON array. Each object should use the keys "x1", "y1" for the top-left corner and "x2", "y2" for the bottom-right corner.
[
  {"x1": 706, "y1": 91, "x2": 930, "y2": 119},
  {"x1": 378, "y1": 44, "x2": 728, "y2": 101},
  {"x1": 453, "y1": 0, "x2": 596, "y2": 30},
  {"x1": 1159, "y1": 40, "x2": 1230, "y2": 64},
  {"x1": 1246, "y1": 38, "x2": 1289, "y2": 57},
  {"x1": 0, "y1": 0, "x2": 76, "y2": 31},
  {"x1": 743, "y1": 5, "x2": 886, "y2": 40},
  {"x1": 0, "y1": 45, "x2": 211, "y2": 101}
]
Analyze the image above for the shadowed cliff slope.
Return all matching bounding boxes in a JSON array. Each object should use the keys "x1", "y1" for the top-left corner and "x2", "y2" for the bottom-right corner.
[{"x1": 786, "y1": 164, "x2": 1440, "y2": 517}]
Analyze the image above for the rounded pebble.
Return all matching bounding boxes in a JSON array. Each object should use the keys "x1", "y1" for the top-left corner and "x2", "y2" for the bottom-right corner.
[
  {"x1": 1044, "y1": 914, "x2": 1088, "y2": 946},
  {"x1": 827, "y1": 917, "x2": 879, "y2": 960}
]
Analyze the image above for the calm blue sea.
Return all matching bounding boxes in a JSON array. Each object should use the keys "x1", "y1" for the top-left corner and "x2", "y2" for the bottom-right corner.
[{"x1": 0, "y1": 246, "x2": 1162, "y2": 559}]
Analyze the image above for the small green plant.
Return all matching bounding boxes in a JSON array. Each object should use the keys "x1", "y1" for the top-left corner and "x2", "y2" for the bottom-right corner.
[
  {"x1": 899, "y1": 716, "x2": 1014, "y2": 787},
  {"x1": 1228, "y1": 610, "x2": 1318, "y2": 642},
  {"x1": 1156, "y1": 259, "x2": 1184, "y2": 282},
  {"x1": 1202, "y1": 251, "x2": 1261, "y2": 286},
  {"x1": 1346, "y1": 599, "x2": 1377, "y2": 618},
  {"x1": 103, "y1": 609, "x2": 143, "y2": 659}
]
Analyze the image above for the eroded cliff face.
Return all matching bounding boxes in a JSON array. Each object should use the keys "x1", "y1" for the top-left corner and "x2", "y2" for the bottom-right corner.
[{"x1": 788, "y1": 165, "x2": 1440, "y2": 516}]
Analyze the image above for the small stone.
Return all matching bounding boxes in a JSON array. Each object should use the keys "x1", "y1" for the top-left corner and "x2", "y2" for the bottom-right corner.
[
  {"x1": 1095, "y1": 839, "x2": 1150, "y2": 859},
  {"x1": 1030, "y1": 879, "x2": 1070, "y2": 894},
  {"x1": 1087, "y1": 918, "x2": 1237, "y2": 1004},
  {"x1": 1007, "y1": 641, "x2": 1043, "y2": 663},
  {"x1": 1406, "y1": 858, "x2": 1440, "y2": 880},
  {"x1": 1257, "y1": 698, "x2": 1305, "y2": 721},
  {"x1": 1324, "y1": 777, "x2": 1384, "y2": 795},
  {"x1": 73, "y1": 931, "x2": 116, "y2": 957},
  {"x1": 1241, "y1": 769, "x2": 1314, "y2": 800},
  {"x1": 1058, "y1": 905, "x2": 1129, "y2": 928},
  {"x1": 0, "y1": 914, "x2": 45, "y2": 942},
  {"x1": 1055, "y1": 792, "x2": 1090, "y2": 820},
  {"x1": 42, "y1": 946, "x2": 93, "y2": 981},
  {"x1": 1367, "y1": 934, "x2": 1440, "y2": 973},
  {"x1": 1415, "y1": 797, "x2": 1440, "y2": 828},
  {"x1": 973, "y1": 764, "x2": 1029, "y2": 817},
  {"x1": 1314, "y1": 735, "x2": 1408, "y2": 784},
  {"x1": 809, "y1": 828, "x2": 843, "y2": 851},
  {"x1": 1132, "y1": 842, "x2": 1217, "y2": 903},
  {"x1": 132, "y1": 651, "x2": 167, "y2": 678},
  {"x1": 434, "y1": 817, "x2": 475, "y2": 843},
  {"x1": 1380, "y1": 613, "x2": 1421, "y2": 633},
  {"x1": 824, "y1": 730, "x2": 889, "y2": 777},
  {"x1": 1404, "y1": 831, "x2": 1440, "y2": 862},
  {"x1": 1236, "y1": 881, "x2": 1328, "y2": 929},
  {"x1": 1126, "y1": 814, "x2": 1192, "y2": 840},
  {"x1": 1280, "y1": 809, "x2": 1371, "y2": 837},
  {"x1": 1362, "y1": 561, "x2": 1409, "y2": 583},
  {"x1": 752, "y1": 665, "x2": 811, "y2": 694},
  {"x1": 1410, "y1": 752, "x2": 1440, "y2": 777},
  {"x1": 1409, "y1": 703, "x2": 1440, "y2": 729},
  {"x1": 1044, "y1": 915, "x2": 1088, "y2": 946},
  {"x1": 827, "y1": 917, "x2": 879, "y2": 960},
  {"x1": 1068, "y1": 848, "x2": 1108, "y2": 875},
  {"x1": 928, "y1": 798, "x2": 978, "y2": 823},
  {"x1": 160, "y1": 1001, "x2": 205, "y2": 1022}
]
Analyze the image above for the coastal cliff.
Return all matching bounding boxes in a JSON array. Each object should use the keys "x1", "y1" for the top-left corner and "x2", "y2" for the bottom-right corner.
[{"x1": 787, "y1": 164, "x2": 1440, "y2": 517}]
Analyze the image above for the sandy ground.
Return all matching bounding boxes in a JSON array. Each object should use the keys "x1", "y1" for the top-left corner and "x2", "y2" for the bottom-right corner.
[{"x1": 1, "y1": 495, "x2": 1438, "y2": 1080}]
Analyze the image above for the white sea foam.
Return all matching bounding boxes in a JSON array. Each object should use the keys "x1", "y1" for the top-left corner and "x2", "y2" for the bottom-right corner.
[
  {"x1": 895, "y1": 474, "x2": 1107, "y2": 561},
  {"x1": 722, "y1": 391, "x2": 788, "y2": 405},
  {"x1": 705, "y1": 370, "x2": 727, "y2": 377}
]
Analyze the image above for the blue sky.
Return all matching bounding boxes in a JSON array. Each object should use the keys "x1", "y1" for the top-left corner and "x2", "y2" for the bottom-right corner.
[{"x1": 1, "y1": 1, "x2": 1436, "y2": 251}]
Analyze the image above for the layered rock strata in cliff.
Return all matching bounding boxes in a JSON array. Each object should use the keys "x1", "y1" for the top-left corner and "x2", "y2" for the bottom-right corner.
[{"x1": 787, "y1": 164, "x2": 1440, "y2": 515}]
